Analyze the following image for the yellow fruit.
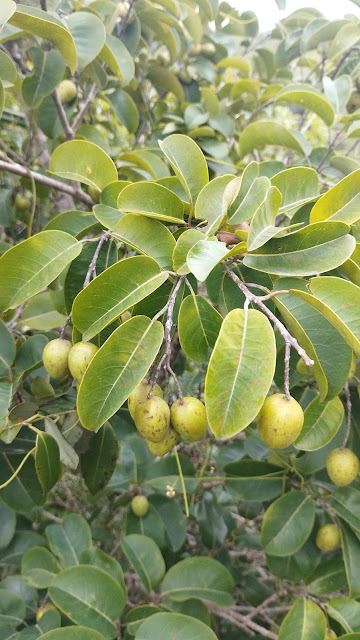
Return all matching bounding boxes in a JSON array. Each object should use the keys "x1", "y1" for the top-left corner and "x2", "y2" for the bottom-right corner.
[
  {"x1": 15, "y1": 195, "x2": 30, "y2": 212},
  {"x1": 43, "y1": 338, "x2": 72, "y2": 379},
  {"x1": 326, "y1": 448, "x2": 360, "y2": 487},
  {"x1": 325, "y1": 630, "x2": 337, "y2": 640},
  {"x1": 134, "y1": 396, "x2": 170, "y2": 442},
  {"x1": 170, "y1": 397, "x2": 207, "y2": 441},
  {"x1": 36, "y1": 604, "x2": 57, "y2": 622},
  {"x1": 147, "y1": 426, "x2": 180, "y2": 456},
  {"x1": 189, "y1": 44, "x2": 201, "y2": 56},
  {"x1": 128, "y1": 379, "x2": 163, "y2": 420},
  {"x1": 201, "y1": 42, "x2": 216, "y2": 56},
  {"x1": 88, "y1": 185, "x2": 100, "y2": 203},
  {"x1": 58, "y1": 79, "x2": 77, "y2": 104},
  {"x1": 68, "y1": 341, "x2": 98, "y2": 383},
  {"x1": 316, "y1": 524, "x2": 341, "y2": 552},
  {"x1": 131, "y1": 495, "x2": 149, "y2": 517},
  {"x1": 257, "y1": 393, "x2": 304, "y2": 449}
]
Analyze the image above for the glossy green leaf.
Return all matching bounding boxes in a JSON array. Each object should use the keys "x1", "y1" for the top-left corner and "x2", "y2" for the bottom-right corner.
[
  {"x1": 0, "y1": 231, "x2": 81, "y2": 311},
  {"x1": 121, "y1": 534, "x2": 165, "y2": 591},
  {"x1": 44, "y1": 418, "x2": 79, "y2": 470},
  {"x1": 178, "y1": 294, "x2": 223, "y2": 363},
  {"x1": 271, "y1": 166, "x2": 319, "y2": 216},
  {"x1": 0, "y1": 449, "x2": 46, "y2": 512},
  {"x1": 278, "y1": 598, "x2": 326, "y2": 640},
  {"x1": 327, "y1": 597, "x2": 360, "y2": 633},
  {"x1": 0, "y1": 499, "x2": 16, "y2": 549},
  {"x1": 239, "y1": 121, "x2": 311, "y2": 157},
  {"x1": 244, "y1": 221, "x2": 355, "y2": 276},
  {"x1": 80, "y1": 547, "x2": 126, "y2": 593},
  {"x1": 0, "y1": 1, "x2": 16, "y2": 28},
  {"x1": 224, "y1": 460, "x2": 285, "y2": 502},
  {"x1": 100, "y1": 34, "x2": 135, "y2": 85},
  {"x1": 136, "y1": 613, "x2": 218, "y2": 640},
  {"x1": 310, "y1": 170, "x2": 360, "y2": 225},
  {"x1": 261, "y1": 491, "x2": 316, "y2": 556},
  {"x1": 117, "y1": 182, "x2": 184, "y2": 223},
  {"x1": 159, "y1": 134, "x2": 209, "y2": 204},
  {"x1": 341, "y1": 522, "x2": 360, "y2": 598},
  {"x1": 294, "y1": 395, "x2": 344, "y2": 450},
  {"x1": 72, "y1": 256, "x2": 168, "y2": 340},
  {"x1": 187, "y1": 239, "x2": 228, "y2": 282},
  {"x1": 275, "y1": 84, "x2": 335, "y2": 125},
  {"x1": 43, "y1": 211, "x2": 98, "y2": 238},
  {"x1": 205, "y1": 309, "x2": 276, "y2": 438},
  {"x1": 46, "y1": 514, "x2": 92, "y2": 569},
  {"x1": 0, "y1": 319, "x2": 15, "y2": 376},
  {"x1": 194, "y1": 175, "x2": 234, "y2": 233},
  {"x1": 78, "y1": 316, "x2": 164, "y2": 430},
  {"x1": 247, "y1": 185, "x2": 282, "y2": 250},
  {"x1": 49, "y1": 141, "x2": 118, "y2": 191},
  {"x1": 81, "y1": 423, "x2": 119, "y2": 495},
  {"x1": 172, "y1": 229, "x2": 204, "y2": 275},
  {"x1": 39, "y1": 629, "x2": 105, "y2": 640},
  {"x1": 9, "y1": 5, "x2": 77, "y2": 72},
  {"x1": 21, "y1": 546, "x2": 60, "y2": 588},
  {"x1": 227, "y1": 176, "x2": 271, "y2": 225},
  {"x1": 49, "y1": 565, "x2": 125, "y2": 638},
  {"x1": 161, "y1": 556, "x2": 234, "y2": 606},
  {"x1": 35, "y1": 432, "x2": 61, "y2": 494},
  {"x1": 148, "y1": 494, "x2": 187, "y2": 552},
  {"x1": 22, "y1": 48, "x2": 65, "y2": 108},
  {"x1": 67, "y1": 11, "x2": 105, "y2": 70},
  {"x1": 330, "y1": 487, "x2": 360, "y2": 533},
  {"x1": 111, "y1": 214, "x2": 175, "y2": 270}
]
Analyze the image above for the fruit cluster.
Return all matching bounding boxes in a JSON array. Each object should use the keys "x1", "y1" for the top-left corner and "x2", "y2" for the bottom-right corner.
[
  {"x1": 43, "y1": 337, "x2": 98, "y2": 383},
  {"x1": 128, "y1": 379, "x2": 207, "y2": 456}
]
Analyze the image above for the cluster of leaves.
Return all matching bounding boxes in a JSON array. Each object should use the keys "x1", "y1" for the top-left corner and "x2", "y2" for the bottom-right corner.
[{"x1": 2, "y1": 0, "x2": 360, "y2": 638}]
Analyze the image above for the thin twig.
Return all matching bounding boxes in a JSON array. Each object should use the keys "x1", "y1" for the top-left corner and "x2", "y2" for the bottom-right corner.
[
  {"x1": 342, "y1": 382, "x2": 352, "y2": 448},
  {"x1": 52, "y1": 90, "x2": 74, "y2": 140},
  {"x1": 208, "y1": 604, "x2": 278, "y2": 640},
  {"x1": 284, "y1": 341, "x2": 291, "y2": 400},
  {"x1": 117, "y1": 0, "x2": 136, "y2": 37},
  {"x1": 72, "y1": 83, "x2": 98, "y2": 131},
  {"x1": 6, "y1": 302, "x2": 26, "y2": 328}
]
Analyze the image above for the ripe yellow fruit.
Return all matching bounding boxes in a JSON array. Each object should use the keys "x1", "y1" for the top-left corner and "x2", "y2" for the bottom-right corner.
[
  {"x1": 134, "y1": 396, "x2": 170, "y2": 442},
  {"x1": 131, "y1": 495, "x2": 149, "y2": 517},
  {"x1": 43, "y1": 338, "x2": 72, "y2": 379},
  {"x1": 128, "y1": 379, "x2": 162, "y2": 419},
  {"x1": 58, "y1": 79, "x2": 77, "y2": 104},
  {"x1": 36, "y1": 603, "x2": 57, "y2": 622},
  {"x1": 147, "y1": 426, "x2": 180, "y2": 456},
  {"x1": 15, "y1": 195, "x2": 30, "y2": 212},
  {"x1": 68, "y1": 341, "x2": 98, "y2": 383},
  {"x1": 326, "y1": 448, "x2": 360, "y2": 487},
  {"x1": 170, "y1": 397, "x2": 207, "y2": 441},
  {"x1": 316, "y1": 524, "x2": 341, "y2": 552},
  {"x1": 257, "y1": 393, "x2": 304, "y2": 449}
]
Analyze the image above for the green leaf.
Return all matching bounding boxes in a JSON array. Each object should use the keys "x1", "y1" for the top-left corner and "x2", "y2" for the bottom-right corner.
[
  {"x1": 247, "y1": 185, "x2": 282, "y2": 251},
  {"x1": 294, "y1": 395, "x2": 344, "y2": 450},
  {"x1": 0, "y1": 588, "x2": 26, "y2": 628},
  {"x1": 125, "y1": 605, "x2": 162, "y2": 636},
  {"x1": 46, "y1": 514, "x2": 92, "y2": 569},
  {"x1": 21, "y1": 546, "x2": 60, "y2": 588},
  {"x1": 44, "y1": 418, "x2": 79, "y2": 470},
  {"x1": 172, "y1": 229, "x2": 204, "y2": 275},
  {"x1": 323, "y1": 76, "x2": 352, "y2": 114},
  {"x1": 227, "y1": 178, "x2": 271, "y2": 225},
  {"x1": 187, "y1": 239, "x2": 228, "y2": 282},
  {"x1": 243, "y1": 221, "x2": 355, "y2": 276},
  {"x1": 178, "y1": 294, "x2": 223, "y2": 363},
  {"x1": 126, "y1": 505, "x2": 165, "y2": 553},
  {"x1": 45, "y1": 211, "x2": 98, "y2": 238},
  {"x1": 49, "y1": 141, "x2": 118, "y2": 191},
  {"x1": 49, "y1": 565, "x2": 125, "y2": 638},
  {"x1": 329, "y1": 23, "x2": 360, "y2": 60},
  {"x1": 136, "y1": 613, "x2": 218, "y2": 640},
  {"x1": 330, "y1": 487, "x2": 360, "y2": 533},
  {"x1": 306, "y1": 558, "x2": 347, "y2": 596},
  {"x1": 108, "y1": 89, "x2": 139, "y2": 133},
  {"x1": 0, "y1": 51, "x2": 17, "y2": 88},
  {"x1": 194, "y1": 174, "x2": 234, "y2": 233},
  {"x1": 224, "y1": 460, "x2": 285, "y2": 502},
  {"x1": 310, "y1": 170, "x2": 360, "y2": 225},
  {"x1": 35, "y1": 432, "x2": 61, "y2": 494},
  {"x1": 0, "y1": 79, "x2": 4, "y2": 119},
  {"x1": 67, "y1": 11, "x2": 105, "y2": 71},
  {"x1": 147, "y1": 66, "x2": 184, "y2": 102},
  {"x1": 78, "y1": 316, "x2": 164, "y2": 430},
  {"x1": 278, "y1": 598, "x2": 326, "y2": 640},
  {"x1": 100, "y1": 34, "x2": 135, "y2": 85},
  {"x1": 80, "y1": 547, "x2": 126, "y2": 593},
  {"x1": 0, "y1": 1, "x2": 16, "y2": 28},
  {"x1": 9, "y1": 5, "x2": 77, "y2": 73},
  {"x1": 117, "y1": 182, "x2": 184, "y2": 223},
  {"x1": 205, "y1": 309, "x2": 276, "y2": 438},
  {"x1": 159, "y1": 134, "x2": 209, "y2": 204},
  {"x1": 341, "y1": 522, "x2": 360, "y2": 598},
  {"x1": 111, "y1": 214, "x2": 175, "y2": 270},
  {"x1": 261, "y1": 491, "x2": 316, "y2": 556},
  {"x1": 239, "y1": 121, "x2": 311, "y2": 157},
  {"x1": 271, "y1": 167, "x2": 319, "y2": 216},
  {"x1": 72, "y1": 256, "x2": 168, "y2": 340},
  {"x1": 0, "y1": 499, "x2": 16, "y2": 550},
  {"x1": 148, "y1": 494, "x2": 187, "y2": 552},
  {"x1": 0, "y1": 319, "x2": 15, "y2": 376},
  {"x1": 22, "y1": 48, "x2": 65, "y2": 108},
  {"x1": 275, "y1": 84, "x2": 335, "y2": 125},
  {"x1": 38, "y1": 628, "x2": 106, "y2": 640},
  {"x1": 327, "y1": 597, "x2": 360, "y2": 633},
  {"x1": 80, "y1": 423, "x2": 119, "y2": 495},
  {"x1": 121, "y1": 534, "x2": 165, "y2": 591},
  {"x1": 0, "y1": 452, "x2": 46, "y2": 512},
  {"x1": 161, "y1": 556, "x2": 234, "y2": 606},
  {"x1": 0, "y1": 231, "x2": 81, "y2": 311}
]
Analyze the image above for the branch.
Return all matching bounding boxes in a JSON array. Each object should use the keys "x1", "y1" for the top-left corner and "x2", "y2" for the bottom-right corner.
[
  {"x1": 208, "y1": 604, "x2": 278, "y2": 640},
  {"x1": 117, "y1": 0, "x2": 136, "y2": 37},
  {"x1": 52, "y1": 90, "x2": 74, "y2": 140},
  {"x1": 72, "y1": 83, "x2": 98, "y2": 131},
  {"x1": 223, "y1": 264, "x2": 314, "y2": 367},
  {"x1": 0, "y1": 156, "x2": 93, "y2": 206}
]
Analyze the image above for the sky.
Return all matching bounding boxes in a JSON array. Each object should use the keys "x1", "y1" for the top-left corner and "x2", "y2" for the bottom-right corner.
[{"x1": 237, "y1": 0, "x2": 360, "y2": 31}]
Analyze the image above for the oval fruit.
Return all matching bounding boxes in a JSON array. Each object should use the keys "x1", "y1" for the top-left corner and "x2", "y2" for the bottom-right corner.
[
  {"x1": 68, "y1": 341, "x2": 98, "y2": 383},
  {"x1": 131, "y1": 495, "x2": 149, "y2": 517},
  {"x1": 58, "y1": 79, "x2": 77, "y2": 104},
  {"x1": 134, "y1": 396, "x2": 170, "y2": 442},
  {"x1": 43, "y1": 338, "x2": 72, "y2": 379},
  {"x1": 170, "y1": 397, "x2": 207, "y2": 441},
  {"x1": 326, "y1": 448, "x2": 360, "y2": 487},
  {"x1": 316, "y1": 524, "x2": 341, "y2": 552},
  {"x1": 128, "y1": 379, "x2": 162, "y2": 420},
  {"x1": 147, "y1": 427, "x2": 180, "y2": 456},
  {"x1": 15, "y1": 194, "x2": 30, "y2": 211},
  {"x1": 257, "y1": 393, "x2": 304, "y2": 449}
]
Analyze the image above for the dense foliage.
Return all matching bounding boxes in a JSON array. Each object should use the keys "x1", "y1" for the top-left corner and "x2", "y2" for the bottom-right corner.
[{"x1": 1, "y1": 0, "x2": 360, "y2": 638}]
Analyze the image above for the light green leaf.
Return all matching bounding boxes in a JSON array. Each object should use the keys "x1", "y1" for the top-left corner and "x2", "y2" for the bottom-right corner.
[
  {"x1": 327, "y1": 597, "x2": 360, "y2": 633},
  {"x1": 161, "y1": 556, "x2": 234, "y2": 606},
  {"x1": 329, "y1": 23, "x2": 360, "y2": 60},
  {"x1": 310, "y1": 170, "x2": 360, "y2": 225},
  {"x1": 0, "y1": 319, "x2": 15, "y2": 376},
  {"x1": 194, "y1": 175, "x2": 234, "y2": 234},
  {"x1": 0, "y1": 79, "x2": 4, "y2": 118},
  {"x1": 121, "y1": 534, "x2": 165, "y2": 591},
  {"x1": 44, "y1": 211, "x2": 98, "y2": 238},
  {"x1": 239, "y1": 121, "x2": 311, "y2": 157},
  {"x1": 100, "y1": 34, "x2": 135, "y2": 85},
  {"x1": 247, "y1": 185, "x2": 282, "y2": 251},
  {"x1": 323, "y1": 75, "x2": 352, "y2": 114},
  {"x1": 261, "y1": 492, "x2": 316, "y2": 556},
  {"x1": 217, "y1": 55, "x2": 250, "y2": 75},
  {"x1": 49, "y1": 565, "x2": 125, "y2": 638},
  {"x1": 49, "y1": 141, "x2": 118, "y2": 191},
  {"x1": 148, "y1": 66, "x2": 184, "y2": 102},
  {"x1": 172, "y1": 229, "x2": 204, "y2": 275},
  {"x1": 21, "y1": 546, "x2": 61, "y2": 588},
  {"x1": 22, "y1": 48, "x2": 65, "y2": 107},
  {"x1": 275, "y1": 84, "x2": 335, "y2": 125},
  {"x1": 46, "y1": 514, "x2": 92, "y2": 569},
  {"x1": 35, "y1": 432, "x2": 61, "y2": 494},
  {"x1": 205, "y1": 308, "x2": 276, "y2": 438},
  {"x1": 136, "y1": 613, "x2": 218, "y2": 640},
  {"x1": 108, "y1": 89, "x2": 139, "y2": 132},
  {"x1": 111, "y1": 214, "x2": 175, "y2": 270},
  {"x1": 0, "y1": 1, "x2": 16, "y2": 29},
  {"x1": 72, "y1": 256, "x2": 168, "y2": 340},
  {"x1": 0, "y1": 231, "x2": 81, "y2": 312},
  {"x1": 294, "y1": 395, "x2": 344, "y2": 451},
  {"x1": 39, "y1": 628, "x2": 106, "y2": 640},
  {"x1": 9, "y1": 5, "x2": 77, "y2": 72},
  {"x1": 0, "y1": 51, "x2": 17, "y2": 87},
  {"x1": 44, "y1": 418, "x2": 79, "y2": 470},
  {"x1": 278, "y1": 598, "x2": 326, "y2": 640},
  {"x1": 330, "y1": 487, "x2": 360, "y2": 534},
  {"x1": 187, "y1": 239, "x2": 228, "y2": 282},
  {"x1": 341, "y1": 522, "x2": 360, "y2": 598},
  {"x1": 67, "y1": 11, "x2": 105, "y2": 70},
  {"x1": 271, "y1": 166, "x2": 319, "y2": 216},
  {"x1": 117, "y1": 182, "x2": 184, "y2": 223},
  {"x1": 159, "y1": 134, "x2": 209, "y2": 204},
  {"x1": 178, "y1": 294, "x2": 223, "y2": 363},
  {"x1": 78, "y1": 316, "x2": 164, "y2": 430},
  {"x1": 228, "y1": 178, "x2": 272, "y2": 225}
]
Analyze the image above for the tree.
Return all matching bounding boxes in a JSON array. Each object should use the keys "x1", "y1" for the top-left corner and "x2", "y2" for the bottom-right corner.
[{"x1": 1, "y1": 0, "x2": 360, "y2": 638}]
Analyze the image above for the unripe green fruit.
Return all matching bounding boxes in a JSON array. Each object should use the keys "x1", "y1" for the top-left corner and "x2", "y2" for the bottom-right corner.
[
  {"x1": 170, "y1": 396, "x2": 207, "y2": 441},
  {"x1": 316, "y1": 524, "x2": 341, "y2": 552},
  {"x1": 128, "y1": 379, "x2": 162, "y2": 419},
  {"x1": 15, "y1": 195, "x2": 30, "y2": 212},
  {"x1": 147, "y1": 426, "x2": 180, "y2": 456},
  {"x1": 201, "y1": 42, "x2": 216, "y2": 56},
  {"x1": 134, "y1": 396, "x2": 170, "y2": 442},
  {"x1": 178, "y1": 69, "x2": 192, "y2": 84},
  {"x1": 189, "y1": 44, "x2": 201, "y2": 56},
  {"x1": 131, "y1": 495, "x2": 149, "y2": 517},
  {"x1": 68, "y1": 341, "x2": 98, "y2": 383},
  {"x1": 58, "y1": 79, "x2": 77, "y2": 104},
  {"x1": 325, "y1": 630, "x2": 337, "y2": 640},
  {"x1": 43, "y1": 338, "x2": 72, "y2": 379},
  {"x1": 326, "y1": 448, "x2": 360, "y2": 487},
  {"x1": 257, "y1": 393, "x2": 304, "y2": 449},
  {"x1": 88, "y1": 185, "x2": 100, "y2": 203},
  {"x1": 296, "y1": 358, "x2": 312, "y2": 376}
]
